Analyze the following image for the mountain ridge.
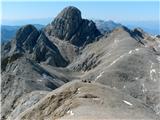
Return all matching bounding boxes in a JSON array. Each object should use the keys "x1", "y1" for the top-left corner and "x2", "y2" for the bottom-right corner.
[{"x1": 1, "y1": 6, "x2": 160, "y2": 120}]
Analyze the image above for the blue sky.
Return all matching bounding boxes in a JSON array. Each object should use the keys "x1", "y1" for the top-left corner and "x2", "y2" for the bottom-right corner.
[{"x1": 2, "y1": 1, "x2": 159, "y2": 23}]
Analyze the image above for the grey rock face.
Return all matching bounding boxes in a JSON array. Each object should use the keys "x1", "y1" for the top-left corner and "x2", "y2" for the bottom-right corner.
[
  {"x1": 1, "y1": 24, "x2": 68, "y2": 67},
  {"x1": 1, "y1": 52, "x2": 23, "y2": 71},
  {"x1": 15, "y1": 24, "x2": 39, "y2": 52},
  {"x1": 46, "y1": 6, "x2": 101, "y2": 46},
  {"x1": 69, "y1": 19, "x2": 101, "y2": 46},
  {"x1": 1, "y1": 24, "x2": 39, "y2": 58},
  {"x1": 32, "y1": 32, "x2": 68, "y2": 67},
  {"x1": 51, "y1": 6, "x2": 82, "y2": 40}
]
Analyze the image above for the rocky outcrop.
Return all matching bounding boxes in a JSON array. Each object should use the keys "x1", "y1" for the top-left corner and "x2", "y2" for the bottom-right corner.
[
  {"x1": 51, "y1": 6, "x2": 82, "y2": 40},
  {"x1": 32, "y1": 32, "x2": 68, "y2": 67},
  {"x1": 1, "y1": 52, "x2": 23, "y2": 71},
  {"x1": 1, "y1": 24, "x2": 68, "y2": 67},
  {"x1": 45, "y1": 6, "x2": 101, "y2": 46},
  {"x1": 15, "y1": 24, "x2": 39, "y2": 52}
]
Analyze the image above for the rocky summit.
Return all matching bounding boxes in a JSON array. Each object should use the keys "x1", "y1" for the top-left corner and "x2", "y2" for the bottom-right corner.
[
  {"x1": 45, "y1": 6, "x2": 101, "y2": 46},
  {"x1": 1, "y1": 6, "x2": 160, "y2": 120}
]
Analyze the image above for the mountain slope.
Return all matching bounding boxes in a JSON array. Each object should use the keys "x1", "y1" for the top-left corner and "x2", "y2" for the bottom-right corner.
[
  {"x1": 15, "y1": 81, "x2": 158, "y2": 120},
  {"x1": 68, "y1": 26, "x2": 160, "y2": 115},
  {"x1": 1, "y1": 6, "x2": 160, "y2": 120},
  {"x1": 1, "y1": 57, "x2": 70, "y2": 119}
]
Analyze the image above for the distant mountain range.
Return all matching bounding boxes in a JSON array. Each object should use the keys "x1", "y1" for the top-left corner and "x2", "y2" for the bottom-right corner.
[
  {"x1": 1, "y1": 25, "x2": 20, "y2": 43},
  {"x1": 1, "y1": 19, "x2": 159, "y2": 44},
  {"x1": 122, "y1": 21, "x2": 159, "y2": 35},
  {"x1": 94, "y1": 20, "x2": 122, "y2": 34}
]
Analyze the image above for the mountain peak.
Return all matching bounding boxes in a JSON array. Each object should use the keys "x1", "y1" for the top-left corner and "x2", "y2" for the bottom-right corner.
[
  {"x1": 50, "y1": 6, "x2": 82, "y2": 41},
  {"x1": 47, "y1": 6, "x2": 101, "y2": 46},
  {"x1": 15, "y1": 24, "x2": 39, "y2": 52},
  {"x1": 55, "y1": 6, "x2": 81, "y2": 20},
  {"x1": 15, "y1": 24, "x2": 38, "y2": 43}
]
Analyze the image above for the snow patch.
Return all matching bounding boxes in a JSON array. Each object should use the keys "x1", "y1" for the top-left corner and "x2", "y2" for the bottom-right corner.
[
  {"x1": 129, "y1": 51, "x2": 133, "y2": 54},
  {"x1": 142, "y1": 84, "x2": 147, "y2": 93},
  {"x1": 37, "y1": 79, "x2": 43, "y2": 82},
  {"x1": 42, "y1": 74, "x2": 48, "y2": 79},
  {"x1": 135, "y1": 77, "x2": 139, "y2": 80},
  {"x1": 151, "y1": 69, "x2": 156, "y2": 73},
  {"x1": 77, "y1": 88, "x2": 81, "y2": 94},
  {"x1": 13, "y1": 66, "x2": 18, "y2": 73},
  {"x1": 113, "y1": 87, "x2": 116, "y2": 89},
  {"x1": 149, "y1": 63, "x2": 157, "y2": 81},
  {"x1": 109, "y1": 54, "x2": 126, "y2": 67},
  {"x1": 95, "y1": 71, "x2": 104, "y2": 82},
  {"x1": 67, "y1": 110, "x2": 74, "y2": 116},
  {"x1": 93, "y1": 98, "x2": 100, "y2": 101},
  {"x1": 150, "y1": 68, "x2": 156, "y2": 82},
  {"x1": 135, "y1": 48, "x2": 139, "y2": 51},
  {"x1": 128, "y1": 48, "x2": 139, "y2": 55},
  {"x1": 157, "y1": 56, "x2": 160, "y2": 62},
  {"x1": 114, "y1": 39, "x2": 119, "y2": 44},
  {"x1": 123, "y1": 100, "x2": 133, "y2": 106}
]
